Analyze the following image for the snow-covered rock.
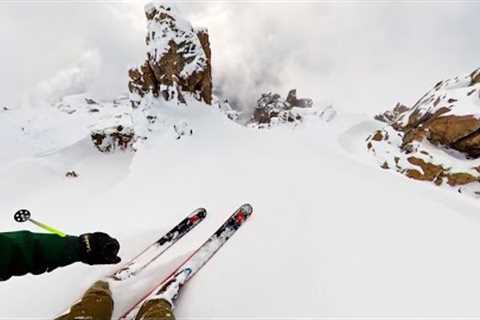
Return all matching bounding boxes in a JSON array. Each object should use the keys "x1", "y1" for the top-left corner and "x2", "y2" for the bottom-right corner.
[
  {"x1": 48, "y1": 94, "x2": 138, "y2": 153},
  {"x1": 286, "y1": 89, "x2": 313, "y2": 109},
  {"x1": 248, "y1": 89, "x2": 313, "y2": 128},
  {"x1": 91, "y1": 125, "x2": 137, "y2": 153},
  {"x1": 129, "y1": 1, "x2": 212, "y2": 107},
  {"x1": 374, "y1": 103, "x2": 409, "y2": 125},
  {"x1": 367, "y1": 68, "x2": 480, "y2": 195},
  {"x1": 213, "y1": 97, "x2": 239, "y2": 121}
]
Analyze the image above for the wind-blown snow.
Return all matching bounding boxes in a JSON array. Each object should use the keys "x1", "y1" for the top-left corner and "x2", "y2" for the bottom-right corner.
[
  {"x1": 2, "y1": 97, "x2": 480, "y2": 318},
  {"x1": 25, "y1": 51, "x2": 102, "y2": 108}
]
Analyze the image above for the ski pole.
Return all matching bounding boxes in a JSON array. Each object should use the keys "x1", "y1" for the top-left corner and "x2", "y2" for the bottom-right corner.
[{"x1": 14, "y1": 209, "x2": 67, "y2": 237}]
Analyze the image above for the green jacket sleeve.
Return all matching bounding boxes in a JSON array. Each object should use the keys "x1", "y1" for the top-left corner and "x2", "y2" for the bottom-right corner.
[{"x1": 0, "y1": 231, "x2": 81, "y2": 281}]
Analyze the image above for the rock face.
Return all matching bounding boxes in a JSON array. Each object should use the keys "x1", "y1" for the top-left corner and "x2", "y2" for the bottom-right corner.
[
  {"x1": 286, "y1": 89, "x2": 314, "y2": 109},
  {"x1": 91, "y1": 125, "x2": 137, "y2": 152},
  {"x1": 374, "y1": 103, "x2": 409, "y2": 125},
  {"x1": 249, "y1": 89, "x2": 313, "y2": 128},
  {"x1": 129, "y1": 2, "x2": 212, "y2": 107},
  {"x1": 367, "y1": 68, "x2": 480, "y2": 195}
]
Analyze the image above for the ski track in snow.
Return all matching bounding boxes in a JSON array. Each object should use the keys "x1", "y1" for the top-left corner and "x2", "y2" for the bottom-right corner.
[
  {"x1": 2, "y1": 102, "x2": 480, "y2": 318},
  {"x1": 338, "y1": 118, "x2": 383, "y2": 162}
]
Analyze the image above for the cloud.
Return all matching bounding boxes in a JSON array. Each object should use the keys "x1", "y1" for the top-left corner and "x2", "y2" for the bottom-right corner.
[
  {"x1": 177, "y1": 2, "x2": 480, "y2": 113},
  {"x1": 0, "y1": 2, "x2": 145, "y2": 108},
  {"x1": 25, "y1": 50, "x2": 101, "y2": 107}
]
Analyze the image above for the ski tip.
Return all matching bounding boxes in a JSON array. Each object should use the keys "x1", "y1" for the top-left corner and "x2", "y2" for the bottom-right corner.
[
  {"x1": 193, "y1": 208, "x2": 207, "y2": 218},
  {"x1": 199, "y1": 208, "x2": 207, "y2": 218},
  {"x1": 240, "y1": 203, "x2": 253, "y2": 215}
]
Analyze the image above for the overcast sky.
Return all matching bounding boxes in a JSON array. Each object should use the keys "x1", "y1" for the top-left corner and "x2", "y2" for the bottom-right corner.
[{"x1": 1, "y1": 1, "x2": 479, "y2": 113}]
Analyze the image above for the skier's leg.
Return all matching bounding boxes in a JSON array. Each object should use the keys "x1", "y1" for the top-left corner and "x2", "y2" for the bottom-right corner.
[
  {"x1": 55, "y1": 280, "x2": 114, "y2": 320},
  {"x1": 134, "y1": 299, "x2": 175, "y2": 320}
]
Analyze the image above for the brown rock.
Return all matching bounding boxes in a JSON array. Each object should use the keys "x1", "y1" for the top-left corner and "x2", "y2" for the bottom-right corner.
[
  {"x1": 194, "y1": 29, "x2": 213, "y2": 105},
  {"x1": 129, "y1": 3, "x2": 212, "y2": 106},
  {"x1": 128, "y1": 62, "x2": 159, "y2": 108},
  {"x1": 372, "y1": 131, "x2": 384, "y2": 141},
  {"x1": 402, "y1": 128, "x2": 427, "y2": 146},
  {"x1": 471, "y1": 68, "x2": 480, "y2": 85},
  {"x1": 406, "y1": 157, "x2": 443, "y2": 182},
  {"x1": 452, "y1": 131, "x2": 480, "y2": 159},
  {"x1": 447, "y1": 173, "x2": 478, "y2": 186},
  {"x1": 403, "y1": 156, "x2": 477, "y2": 187},
  {"x1": 403, "y1": 105, "x2": 450, "y2": 131},
  {"x1": 425, "y1": 115, "x2": 480, "y2": 146},
  {"x1": 368, "y1": 68, "x2": 480, "y2": 193},
  {"x1": 375, "y1": 103, "x2": 409, "y2": 125},
  {"x1": 148, "y1": 41, "x2": 187, "y2": 103},
  {"x1": 399, "y1": 112, "x2": 480, "y2": 159}
]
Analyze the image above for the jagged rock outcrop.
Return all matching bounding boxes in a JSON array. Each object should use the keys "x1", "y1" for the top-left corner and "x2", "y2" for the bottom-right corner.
[
  {"x1": 129, "y1": 2, "x2": 212, "y2": 108},
  {"x1": 91, "y1": 125, "x2": 137, "y2": 152},
  {"x1": 286, "y1": 89, "x2": 314, "y2": 109},
  {"x1": 367, "y1": 68, "x2": 480, "y2": 195},
  {"x1": 374, "y1": 103, "x2": 410, "y2": 124},
  {"x1": 249, "y1": 89, "x2": 313, "y2": 128}
]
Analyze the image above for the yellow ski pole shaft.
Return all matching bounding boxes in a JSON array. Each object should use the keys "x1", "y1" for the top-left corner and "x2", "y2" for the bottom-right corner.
[
  {"x1": 28, "y1": 218, "x2": 67, "y2": 238},
  {"x1": 14, "y1": 209, "x2": 67, "y2": 237}
]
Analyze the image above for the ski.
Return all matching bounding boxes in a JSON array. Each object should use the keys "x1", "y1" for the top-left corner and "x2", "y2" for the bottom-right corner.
[
  {"x1": 55, "y1": 208, "x2": 207, "y2": 319},
  {"x1": 109, "y1": 207, "x2": 207, "y2": 281},
  {"x1": 119, "y1": 203, "x2": 253, "y2": 320}
]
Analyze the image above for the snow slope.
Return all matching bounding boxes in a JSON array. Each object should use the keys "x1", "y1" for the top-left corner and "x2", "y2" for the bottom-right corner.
[{"x1": 2, "y1": 98, "x2": 480, "y2": 318}]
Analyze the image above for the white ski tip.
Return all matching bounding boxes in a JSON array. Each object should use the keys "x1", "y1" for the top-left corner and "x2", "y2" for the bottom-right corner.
[{"x1": 240, "y1": 203, "x2": 253, "y2": 215}]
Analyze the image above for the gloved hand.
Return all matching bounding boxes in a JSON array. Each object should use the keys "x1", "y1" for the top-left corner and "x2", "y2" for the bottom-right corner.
[{"x1": 78, "y1": 232, "x2": 121, "y2": 265}]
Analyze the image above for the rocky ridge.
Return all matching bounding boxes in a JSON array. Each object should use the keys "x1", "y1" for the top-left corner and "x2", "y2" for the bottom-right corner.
[{"x1": 367, "y1": 68, "x2": 480, "y2": 196}]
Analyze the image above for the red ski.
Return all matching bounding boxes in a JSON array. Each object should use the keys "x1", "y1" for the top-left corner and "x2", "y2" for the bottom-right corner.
[{"x1": 119, "y1": 203, "x2": 253, "y2": 320}]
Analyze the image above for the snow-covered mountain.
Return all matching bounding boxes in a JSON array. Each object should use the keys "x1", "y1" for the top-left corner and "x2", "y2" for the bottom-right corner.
[
  {"x1": 3, "y1": 1, "x2": 480, "y2": 319},
  {"x1": 368, "y1": 68, "x2": 480, "y2": 197}
]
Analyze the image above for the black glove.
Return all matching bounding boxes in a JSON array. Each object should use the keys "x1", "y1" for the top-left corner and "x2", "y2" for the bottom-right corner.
[{"x1": 78, "y1": 232, "x2": 121, "y2": 265}]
